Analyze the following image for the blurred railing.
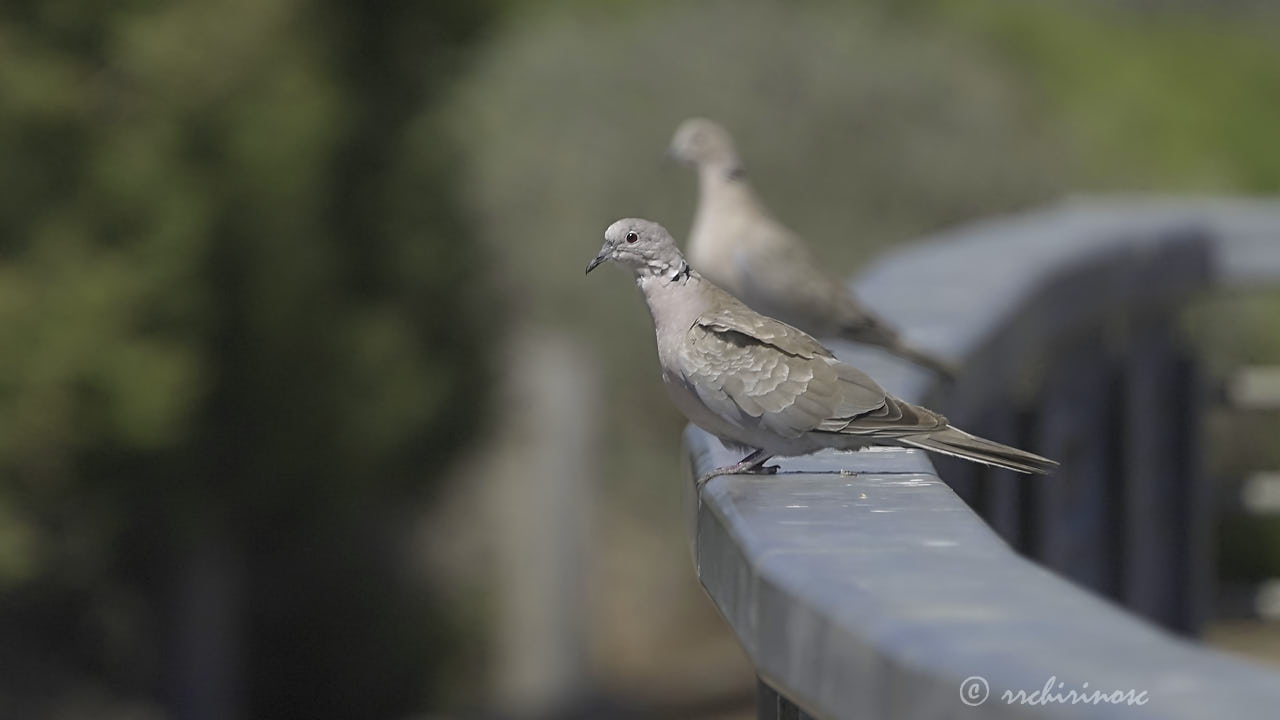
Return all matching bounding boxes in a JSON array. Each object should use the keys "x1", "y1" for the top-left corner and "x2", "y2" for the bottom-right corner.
[{"x1": 684, "y1": 199, "x2": 1280, "y2": 720}]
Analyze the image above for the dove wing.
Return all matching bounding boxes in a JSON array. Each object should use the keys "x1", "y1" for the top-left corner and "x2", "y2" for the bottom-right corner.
[{"x1": 676, "y1": 306, "x2": 890, "y2": 439}]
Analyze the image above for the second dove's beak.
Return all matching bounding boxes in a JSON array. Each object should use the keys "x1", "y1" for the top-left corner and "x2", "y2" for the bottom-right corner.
[{"x1": 585, "y1": 251, "x2": 608, "y2": 275}]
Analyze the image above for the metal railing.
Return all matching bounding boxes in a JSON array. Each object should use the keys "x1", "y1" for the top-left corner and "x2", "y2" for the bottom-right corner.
[{"x1": 684, "y1": 198, "x2": 1280, "y2": 719}]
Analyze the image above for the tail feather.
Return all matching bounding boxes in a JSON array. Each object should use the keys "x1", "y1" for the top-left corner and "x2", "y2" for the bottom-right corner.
[{"x1": 900, "y1": 426, "x2": 1058, "y2": 475}]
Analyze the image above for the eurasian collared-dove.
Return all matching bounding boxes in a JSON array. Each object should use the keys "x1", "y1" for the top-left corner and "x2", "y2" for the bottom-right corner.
[
  {"x1": 586, "y1": 218, "x2": 1056, "y2": 484},
  {"x1": 668, "y1": 118, "x2": 956, "y2": 378}
]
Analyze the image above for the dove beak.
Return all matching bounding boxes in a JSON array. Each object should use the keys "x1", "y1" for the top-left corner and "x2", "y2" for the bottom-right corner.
[{"x1": 585, "y1": 250, "x2": 608, "y2": 275}]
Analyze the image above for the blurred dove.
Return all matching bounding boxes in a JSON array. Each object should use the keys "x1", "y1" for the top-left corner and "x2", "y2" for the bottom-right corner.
[
  {"x1": 586, "y1": 218, "x2": 1056, "y2": 485},
  {"x1": 668, "y1": 118, "x2": 956, "y2": 379}
]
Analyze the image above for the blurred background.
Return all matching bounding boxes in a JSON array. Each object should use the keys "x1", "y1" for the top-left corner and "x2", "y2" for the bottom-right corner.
[{"x1": 0, "y1": 0, "x2": 1278, "y2": 718}]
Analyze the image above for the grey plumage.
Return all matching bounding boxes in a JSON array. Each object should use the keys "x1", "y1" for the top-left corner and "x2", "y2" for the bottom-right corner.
[
  {"x1": 586, "y1": 218, "x2": 1056, "y2": 483},
  {"x1": 668, "y1": 118, "x2": 956, "y2": 379}
]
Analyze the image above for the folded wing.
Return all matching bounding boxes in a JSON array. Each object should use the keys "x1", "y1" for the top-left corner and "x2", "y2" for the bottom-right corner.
[
  {"x1": 677, "y1": 300, "x2": 1055, "y2": 475},
  {"x1": 678, "y1": 304, "x2": 929, "y2": 439}
]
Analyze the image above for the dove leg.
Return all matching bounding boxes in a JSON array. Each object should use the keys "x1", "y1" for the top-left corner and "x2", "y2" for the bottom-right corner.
[{"x1": 696, "y1": 448, "x2": 777, "y2": 488}]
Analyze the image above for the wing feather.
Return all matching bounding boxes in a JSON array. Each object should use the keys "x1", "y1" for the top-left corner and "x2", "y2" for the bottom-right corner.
[
  {"x1": 679, "y1": 309, "x2": 840, "y2": 438},
  {"x1": 678, "y1": 300, "x2": 949, "y2": 443}
]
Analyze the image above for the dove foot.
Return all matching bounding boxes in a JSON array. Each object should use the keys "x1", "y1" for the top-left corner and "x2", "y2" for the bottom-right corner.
[{"x1": 696, "y1": 449, "x2": 776, "y2": 489}]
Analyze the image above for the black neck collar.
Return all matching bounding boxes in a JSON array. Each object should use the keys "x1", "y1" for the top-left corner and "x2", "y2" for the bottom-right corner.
[{"x1": 670, "y1": 260, "x2": 692, "y2": 283}]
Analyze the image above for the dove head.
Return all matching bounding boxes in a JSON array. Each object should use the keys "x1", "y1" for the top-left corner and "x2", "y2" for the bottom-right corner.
[
  {"x1": 668, "y1": 118, "x2": 743, "y2": 176},
  {"x1": 585, "y1": 218, "x2": 689, "y2": 280}
]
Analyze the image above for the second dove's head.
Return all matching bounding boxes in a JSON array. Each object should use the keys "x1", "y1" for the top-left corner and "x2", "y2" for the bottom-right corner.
[
  {"x1": 585, "y1": 218, "x2": 683, "y2": 276},
  {"x1": 668, "y1": 118, "x2": 740, "y2": 171}
]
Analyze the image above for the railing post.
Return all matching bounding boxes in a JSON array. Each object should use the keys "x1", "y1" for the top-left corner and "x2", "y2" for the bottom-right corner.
[
  {"x1": 1122, "y1": 314, "x2": 1192, "y2": 629},
  {"x1": 1174, "y1": 349, "x2": 1214, "y2": 634},
  {"x1": 1032, "y1": 335, "x2": 1124, "y2": 597}
]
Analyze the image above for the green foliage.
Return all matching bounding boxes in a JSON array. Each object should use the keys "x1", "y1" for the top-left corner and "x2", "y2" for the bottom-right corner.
[
  {"x1": 920, "y1": 0, "x2": 1280, "y2": 192},
  {"x1": 0, "y1": 0, "x2": 493, "y2": 716}
]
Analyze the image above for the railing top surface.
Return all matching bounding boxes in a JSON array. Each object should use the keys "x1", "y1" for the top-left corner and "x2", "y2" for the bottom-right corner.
[
  {"x1": 686, "y1": 199, "x2": 1280, "y2": 720},
  {"x1": 819, "y1": 200, "x2": 1224, "y2": 407},
  {"x1": 689, "y1": 433, "x2": 1279, "y2": 720},
  {"x1": 1051, "y1": 196, "x2": 1280, "y2": 288}
]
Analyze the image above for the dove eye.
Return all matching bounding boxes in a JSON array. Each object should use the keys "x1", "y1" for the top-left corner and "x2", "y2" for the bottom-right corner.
[{"x1": 626, "y1": 231, "x2": 638, "y2": 243}]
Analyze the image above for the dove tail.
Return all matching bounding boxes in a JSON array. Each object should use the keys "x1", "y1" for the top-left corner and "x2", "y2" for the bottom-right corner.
[{"x1": 900, "y1": 426, "x2": 1058, "y2": 475}]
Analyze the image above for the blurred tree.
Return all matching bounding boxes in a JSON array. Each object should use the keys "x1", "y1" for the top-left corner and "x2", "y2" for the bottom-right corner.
[{"x1": 0, "y1": 1, "x2": 493, "y2": 718}]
